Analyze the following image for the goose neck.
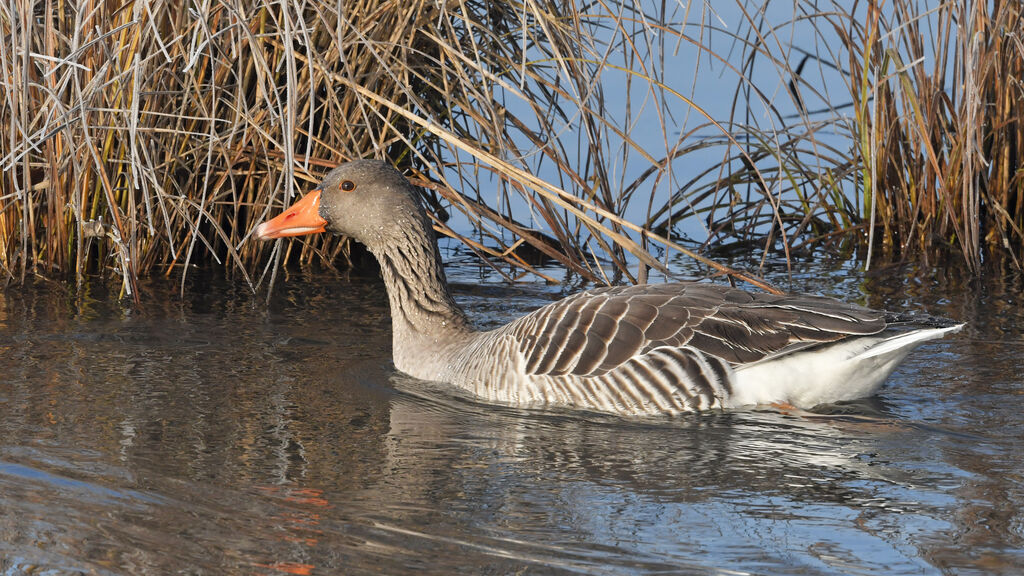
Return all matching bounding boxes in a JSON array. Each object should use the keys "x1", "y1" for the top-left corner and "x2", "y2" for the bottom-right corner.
[{"x1": 370, "y1": 220, "x2": 473, "y2": 343}]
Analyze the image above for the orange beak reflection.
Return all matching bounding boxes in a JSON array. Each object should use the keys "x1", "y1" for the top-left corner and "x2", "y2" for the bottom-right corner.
[{"x1": 254, "y1": 190, "x2": 328, "y2": 240}]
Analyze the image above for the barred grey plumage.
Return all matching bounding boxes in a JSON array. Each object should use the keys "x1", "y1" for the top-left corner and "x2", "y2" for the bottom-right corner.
[{"x1": 256, "y1": 160, "x2": 963, "y2": 415}]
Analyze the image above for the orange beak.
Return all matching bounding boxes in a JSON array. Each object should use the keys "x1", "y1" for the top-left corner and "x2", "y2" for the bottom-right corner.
[{"x1": 254, "y1": 190, "x2": 328, "y2": 240}]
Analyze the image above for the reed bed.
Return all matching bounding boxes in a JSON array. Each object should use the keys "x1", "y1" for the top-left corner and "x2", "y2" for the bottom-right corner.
[
  {"x1": 1, "y1": 1, "x2": 1020, "y2": 301},
  {"x1": 644, "y1": 1, "x2": 1023, "y2": 272},
  {"x1": 845, "y1": 0, "x2": 1024, "y2": 271}
]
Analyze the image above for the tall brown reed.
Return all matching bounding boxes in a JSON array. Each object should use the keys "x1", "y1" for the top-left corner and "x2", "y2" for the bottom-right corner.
[
  {"x1": 846, "y1": 0, "x2": 1023, "y2": 271},
  {"x1": 1, "y1": 1, "x2": 778, "y2": 300},
  {"x1": 644, "y1": 1, "x2": 1023, "y2": 272},
  {"x1": 1, "y1": 1, "x2": 1020, "y2": 303}
]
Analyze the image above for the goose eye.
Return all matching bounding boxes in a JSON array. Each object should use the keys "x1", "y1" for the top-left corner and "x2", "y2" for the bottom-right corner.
[{"x1": 340, "y1": 180, "x2": 356, "y2": 192}]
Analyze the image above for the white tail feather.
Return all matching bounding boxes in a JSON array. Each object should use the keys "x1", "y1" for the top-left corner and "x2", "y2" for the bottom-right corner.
[{"x1": 853, "y1": 323, "x2": 964, "y2": 360}]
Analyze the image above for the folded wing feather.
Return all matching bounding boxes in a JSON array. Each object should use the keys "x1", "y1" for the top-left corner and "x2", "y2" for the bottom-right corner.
[{"x1": 502, "y1": 282, "x2": 887, "y2": 377}]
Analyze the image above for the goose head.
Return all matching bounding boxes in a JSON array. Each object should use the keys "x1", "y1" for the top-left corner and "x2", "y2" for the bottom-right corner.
[{"x1": 254, "y1": 159, "x2": 426, "y2": 247}]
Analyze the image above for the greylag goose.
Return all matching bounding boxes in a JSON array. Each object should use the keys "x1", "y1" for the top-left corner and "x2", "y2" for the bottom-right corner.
[{"x1": 255, "y1": 160, "x2": 962, "y2": 416}]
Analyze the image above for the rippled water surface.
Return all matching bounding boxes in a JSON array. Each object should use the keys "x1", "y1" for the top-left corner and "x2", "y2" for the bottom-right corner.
[{"x1": 1, "y1": 259, "x2": 1022, "y2": 575}]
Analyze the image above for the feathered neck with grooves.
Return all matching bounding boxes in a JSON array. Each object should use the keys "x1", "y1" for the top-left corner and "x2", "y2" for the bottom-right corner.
[{"x1": 366, "y1": 202, "x2": 473, "y2": 346}]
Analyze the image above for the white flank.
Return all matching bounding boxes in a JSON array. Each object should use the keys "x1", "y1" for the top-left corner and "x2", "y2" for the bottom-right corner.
[{"x1": 729, "y1": 324, "x2": 964, "y2": 408}]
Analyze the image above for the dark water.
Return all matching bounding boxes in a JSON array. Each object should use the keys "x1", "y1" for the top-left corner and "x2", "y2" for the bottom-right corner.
[{"x1": 1, "y1": 259, "x2": 1022, "y2": 575}]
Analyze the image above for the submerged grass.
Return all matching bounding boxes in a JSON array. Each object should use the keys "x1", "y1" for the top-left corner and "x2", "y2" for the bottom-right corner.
[{"x1": 1, "y1": 1, "x2": 1021, "y2": 300}]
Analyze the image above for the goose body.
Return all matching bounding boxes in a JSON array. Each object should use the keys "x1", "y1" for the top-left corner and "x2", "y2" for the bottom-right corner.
[{"x1": 255, "y1": 160, "x2": 962, "y2": 416}]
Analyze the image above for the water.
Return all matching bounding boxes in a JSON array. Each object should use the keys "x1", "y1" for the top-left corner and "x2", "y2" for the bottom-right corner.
[{"x1": 0, "y1": 258, "x2": 1021, "y2": 575}]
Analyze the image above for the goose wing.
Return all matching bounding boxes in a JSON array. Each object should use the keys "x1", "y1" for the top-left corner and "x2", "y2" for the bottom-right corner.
[{"x1": 501, "y1": 282, "x2": 886, "y2": 377}]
